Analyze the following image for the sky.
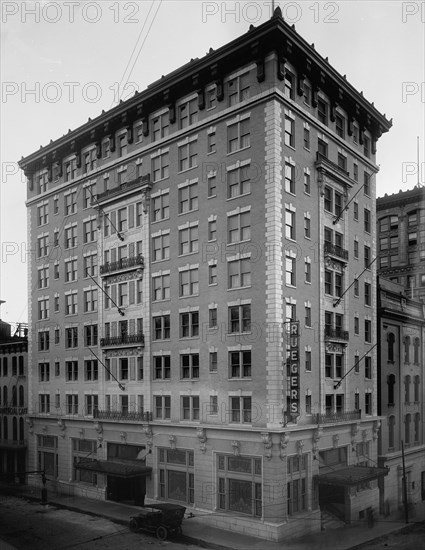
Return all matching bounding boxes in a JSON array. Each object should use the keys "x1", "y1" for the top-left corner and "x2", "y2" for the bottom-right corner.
[{"x1": 0, "y1": 0, "x2": 424, "y2": 324}]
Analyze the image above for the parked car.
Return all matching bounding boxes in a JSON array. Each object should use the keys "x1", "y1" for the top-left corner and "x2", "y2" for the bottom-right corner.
[{"x1": 129, "y1": 503, "x2": 186, "y2": 540}]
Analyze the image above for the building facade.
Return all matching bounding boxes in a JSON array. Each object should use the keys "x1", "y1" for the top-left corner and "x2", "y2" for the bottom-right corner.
[
  {"x1": 377, "y1": 186, "x2": 425, "y2": 302},
  {"x1": 19, "y1": 10, "x2": 392, "y2": 541},
  {"x1": 377, "y1": 277, "x2": 425, "y2": 517},
  {"x1": 0, "y1": 320, "x2": 28, "y2": 481}
]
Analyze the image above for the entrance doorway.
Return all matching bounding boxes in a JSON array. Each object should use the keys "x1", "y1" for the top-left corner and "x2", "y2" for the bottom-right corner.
[{"x1": 107, "y1": 475, "x2": 146, "y2": 505}]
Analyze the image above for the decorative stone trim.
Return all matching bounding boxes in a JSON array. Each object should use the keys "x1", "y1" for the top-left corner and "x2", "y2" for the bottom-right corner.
[
  {"x1": 197, "y1": 427, "x2": 207, "y2": 453},
  {"x1": 280, "y1": 432, "x2": 289, "y2": 460},
  {"x1": 169, "y1": 435, "x2": 176, "y2": 449},
  {"x1": 260, "y1": 432, "x2": 273, "y2": 460},
  {"x1": 232, "y1": 440, "x2": 240, "y2": 456}
]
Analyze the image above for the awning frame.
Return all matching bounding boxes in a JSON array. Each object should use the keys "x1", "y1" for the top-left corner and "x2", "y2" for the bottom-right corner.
[{"x1": 75, "y1": 459, "x2": 152, "y2": 479}]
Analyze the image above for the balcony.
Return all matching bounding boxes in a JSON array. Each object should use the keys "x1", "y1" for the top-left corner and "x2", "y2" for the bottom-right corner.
[
  {"x1": 0, "y1": 439, "x2": 28, "y2": 449},
  {"x1": 315, "y1": 152, "x2": 354, "y2": 188},
  {"x1": 0, "y1": 407, "x2": 28, "y2": 415},
  {"x1": 100, "y1": 333, "x2": 145, "y2": 348},
  {"x1": 100, "y1": 254, "x2": 144, "y2": 276},
  {"x1": 93, "y1": 409, "x2": 152, "y2": 422},
  {"x1": 94, "y1": 174, "x2": 151, "y2": 204},
  {"x1": 311, "y1": 410, "x2": 361, "y2": 424},
  {"x1": 324, "y1": 242, "x2": 349, "y2": 261},
  {"x1": 325, "y1": 327, "x2": 349, "y2": 341}
]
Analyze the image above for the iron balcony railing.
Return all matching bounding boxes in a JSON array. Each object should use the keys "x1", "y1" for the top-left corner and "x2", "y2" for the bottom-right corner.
[
  {"x1": 316, "y1": 152, "x2": 350, "y2": 177},
  {"x1": 100, "y1": 254, "x2": 144, "y2": 275},
  {"x1": 93, "y1": 410, "x2": 152, "y2": 422},
  {"x1": 0, "y1": 406, "x2": 28, "y2": 415},
  {"x1": 324, "y1": 327, "x2": 349, "y2": 341},
  {"x1": 312, "y1": 410, "x2": 361, "y2": 424},
  {"x1": 94, "y1": 174, "x2": 151, "y2": 203},
  {"x1": 100, "y1": 333, "x2": 145, "y2": 347},
  {"x1": 324, "y1": 242, "x2": 349, "y2": 261}
]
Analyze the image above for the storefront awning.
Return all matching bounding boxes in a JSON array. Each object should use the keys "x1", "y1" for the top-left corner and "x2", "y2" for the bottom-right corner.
[
  {"x1": 316, "y1": 465, "x2": 389, "y2": 487},
  {"x1": 75, "y1": 459, "x2": 152, "y2": 479}
]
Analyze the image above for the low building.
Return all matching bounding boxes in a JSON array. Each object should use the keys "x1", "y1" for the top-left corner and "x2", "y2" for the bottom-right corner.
[{"x1": 377, "y1": 277, "x2": 425, "y2": 517}]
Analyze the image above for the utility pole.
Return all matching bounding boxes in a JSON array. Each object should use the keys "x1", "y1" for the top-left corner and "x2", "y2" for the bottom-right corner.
[{"x1": 401, "y1": 440, "x2": 409, "y2": 524}]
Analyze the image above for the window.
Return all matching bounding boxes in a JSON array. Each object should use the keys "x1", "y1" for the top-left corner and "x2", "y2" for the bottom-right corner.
[
  {"x1": 181, "y1": 354, "x2": 199, "y2": 379},
  {"x1": 152, "y1": 112, "x2": 169, "y2": 141},
  {"x1": 158, "y1": 448, "x2": 194, "y2": 504},
  {"x1": 64, "y1": 226, "x2": 77, "y2": 249},
  {"x1": 39, "y1": 362, "x2": 50, "y2": 382},
  {"x1": 303, "y1": 128, "x2": 310, "y2": 150},
  {"x1": 152, "y1": 192, "x2": 169, "y2": 222},
  {"x1": 229, "y1": 305, "x2": 251, "y2": 333},
  {"x1": 318, "y1": 138, "x2": 328, "y2": 158},
  {"x1": 38, "y1": 330, "x2": 49, "y2": 351},
  {"x1": 179, "y1": 182, "x2": 198, "y2": 214},
  {"x1": 118, "y1": 133, "x2": 127, "y2": 157},
  {"x1": 229, "y1": 351, "x2": 251, "y2": 378},
  {"x1": 65, "y1": 292, "x2": 78, "y2": 315},
  {"x1": 83, "y1": 149, "x2": 97, "y2": 174},
  {"x1": 65, "y1": 259, "x2": 78, "y2": 282},
  {"x1": 152, "y1": 151, "x2": 169, "y2": 182},
  {"x1": 152, "y1": 233, "x2": 170, "y2": 261},
  {"x1": 337, "y1": 152, "x2": 347, "y2": 171},
  {"x1": 65, "y1": 327, "x2": 78, "y2": 348},
  {"x1": 228, "y1": 165, "x2": 250, "y2": 198},
  {"x1": 363, "y1": 135, "x2": 370, "y2": 158},
  {"x1": 335, "y1": 113, "x2": 345, "y2": 138},
  {"x1": 37, "y1": 235, "x2": 49, "y2": 258},
  {"x1": 365, "y1": 393, "x2": 372, "y2": 415},
  {"x1": 217, "y1": 454, "x2": 261, "y2": 516},
  {"x1": 354, "y1": 239, "x2": 359, "y2": 259},
  {"x1": 37, "y1": 203, "x2": 48, "y2": 226},
  {"x1": 354, "y1": 316, "x2": 359, "y2": 335},
  {"x1": 228, "y1": 119, "x2": 250, "y2": 153},
  {"x1": 305, "y1": 260, "x2": 311, "y2": 283},
  {"x1": 284, "y1": 70, "x2": 295, "y2": 99},
  {"x1": 208, "y1": 131, "x2": 217, "y2": 155},
  {"x1": 228, "y1": 258, "x2": 251, "y2": 289},
  {"x1": 38, "y1": 267, "x2": 49, "y2": 289},
  {"x1": 119, "y1": 358, "x2": 129, "y2": 381},
  {"x1": 405, "y1": 414, "x2": 411, "y2": 444},
  {"x1": 387, "y1": 332, "x2": 395, "y2": 362},
  {"x1": 84, "y1": 324, "x2": 98, "y2": 347},
  {"x1": 178, "y1": 141, "x2": 197, "y2": 171},
  {"x1": 305, "y1": 306, "x2": 311, "y2": 327},
  {"x1": 230, "y1": 396, "x2": 252, "y2": 423},
  {"x1": 365, "y1": 319, "x2": 372, "y2": 343},
  {"x1": 65, "y1": 191, "x2": 77, "y2": 216},
  {"x1": 413, "y1": 338, "x2": 420, "y2": 364},
  {"x1": 209, "y1": 352, "x2": 218, "y2": 372},
  {"x1": 317, "y1": 98, "x2": 328, "y2": 125},
  {"x1": 38, "y1": 298, "x2": 49, "y2": 320},
  {"x1": 209, "y1": 308, "x2": 217, "y2": 328},
  {"x1": 303, "y1": 82, "x2": 311, "y2": 105},
  {"x1": 353, "y1": 163, "x2": 359, "y2": 182},
  {"x1": 66, "y1": 394, "x2": 78, "y2": 415},
  {"x1": 365, "y1": 356, "x2": 372, "y2": 379},
  {"x1": 39, "y1": 394, "x2": 50, "y2": 414},
  {"x1": 181, "y1": 396, "x2": 200, "y2": 421},
  {"x1": 286, "y1": 254, "x2": 296, "y2": 286},
  {"x1": 180, "y1": 312, "x2": 199, "y2": 338},
  {"x1": 284, "y1": 115, "x2": 295, "y2": 147},
  {"x1": 83, "y1": 289, "x2": 97, "y2": 312},
  {"x1": 304, "y1": 215, "x2": 311, "y2": 238},
  {"x1": 209, "y1": 264, "x2": 217, "y2": 285},
  {"x1": 387, "y1": 374, "x2": 395, "y2": 406},
  {"x1": 209, "y1": 395, "x2": 218, "y2": 414},
  {"x1": 84, "y1": 360, "x2": 98, "y2": 381},
  {"x1": 364, "y1": 282, "x2": 371, "y2": 306},
  {"x1": 285, "y1": 162, "x2": 295, "y2": 193},
  {"x1": 287, "y1": 454, "x2": 308, "y2": 516},
  {"x1": 228, "y1": 72, "x2": 250, "y2": 105},
  {"x1": 208, "y1": 220, "x2": 217, "y2": 241},
  {"x1": 179, "y1": 267, "x2": 199, "y2": 297},
  {"x1": 404, "y1": 336, "x2": 411, "y2": 363},
  {"x1": 64, "y1": 158, "x2": 77, "y2": 182},
  {"x1": 324, "y1": 186, "x2": 332, "y2": 212},
  {"x1": 178, "y1": 98, "x2": 197, "y2": 129},
  {"x1": 153, "y1": 315, "x2": 170, "y2": 340},
  {"x1": 364, "y1": 208, "x2": 371, "y2": 233},
  {"x1": 153, "y1": 356, "x2": 170, "y2": 380},
  {"x1": 364, "y1": 245, "x2": 371, "y2": 269},
  {"x1": 207, "y1": 174, "x2": 217, "y2": 197},
  {"x1": 38, "y1": 172, "x2": 48, "y2": 193},
  {"x1": 228, "y1": 212, "x2": 250, "y2": 243},
  {"x1": 152, "y1": 274, "x2": 170, "y2": 301},
  {"x1": 83, "y1": 254, "x2": 97, "y2": 278},
  {"x1": 305, "y1": 351, "x2": 311, "y2": 371},
  {"x1": 285, "y1": 209, "x2": 296, "y2": 240},
  {"x1": 66, "y1": 361, "x2": 78, "y2": 381},
  {"x1": 304, "y1": 171, "x2": 310, "y2": 194},
  {"x1": 206, "y1": 87, "x2": 217, "y2": 109},
  {"x1": 179, "y1": 226, "x2": 198, "y2": 255}
]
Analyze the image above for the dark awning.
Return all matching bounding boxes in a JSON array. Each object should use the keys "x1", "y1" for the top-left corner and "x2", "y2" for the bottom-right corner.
[
  {"x1": 316, "y1": 465, "x2": 389, "y2": 487},
  {"x1": 75, "y1": 459, "x2": 152, "y2": 479}
]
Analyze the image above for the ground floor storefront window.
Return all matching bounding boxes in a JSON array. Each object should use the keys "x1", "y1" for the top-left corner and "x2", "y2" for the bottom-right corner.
[
  {"x1": 217, "y1": 454, "x2": 262, "y2": 517},
  {"x1": 287, "y1": 454, "x2": 308, "y2": 515},
  {"x1": 72, "y1": 438, "x2": 98, "y2": 484},
  {"x1": 37, "y1": 435, "x2": 58, "y2": 479},
  {"x1": 158, "y1": 448, "x2": 194, "y2": 504}
]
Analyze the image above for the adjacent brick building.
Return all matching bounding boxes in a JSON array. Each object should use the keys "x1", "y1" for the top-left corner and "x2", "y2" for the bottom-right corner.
[{"x1": 19, "y1": 10, "x2": 392, "y2": 540}]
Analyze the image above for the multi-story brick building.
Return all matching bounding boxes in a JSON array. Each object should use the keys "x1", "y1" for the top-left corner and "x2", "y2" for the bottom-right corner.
[
  {"x1": 377, "y1": 186, "x2": 425, "y2": 302},
  {"x1": 19, "y1": 10, "x2": 392, "y2": 540},
  {"x1": 0, "y1": 318, "x2": 28, "y2": 481},
  {"x1": 377, "y1": 277, "x2": 425, "y2": 516}
]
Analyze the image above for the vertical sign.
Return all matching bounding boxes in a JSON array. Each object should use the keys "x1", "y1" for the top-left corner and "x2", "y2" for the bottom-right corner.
[{"x1": 289, "y1": 321, "x2": 300, "y2": 417}]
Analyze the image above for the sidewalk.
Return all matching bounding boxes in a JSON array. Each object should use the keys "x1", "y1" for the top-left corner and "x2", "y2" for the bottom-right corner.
[{"x1": 1, "y1": 483, "x2": 423, "y2": 550}]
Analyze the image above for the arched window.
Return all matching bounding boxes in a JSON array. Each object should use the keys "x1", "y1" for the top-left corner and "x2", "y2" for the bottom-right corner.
[
  {"x1": 18, "y1": 355, "x2": 24, "y2": 376},
  {"x1": 3, "y1": 416, "x2": 8, "y2": 440},
  {"x1": 3, "y1": 386, "x2": 8, "y2": 405},
  {"x1": 387, "y1": 374, "x2": 396, "y2": 405},
  {"x1": 413, "y1": 338, "x2": 420, "y2": 364},
  {"x1": 3, "y1": 357, "x2": 7, "y2": 376},
  {"x1": 405, "y1": 414, "x2": 411, "y2": 445},
  {"x1": 12, "y1": 386, "x2": 17, "y2": 407},
  {"x1": 414, "y1": 413, "x2": 420, "y2": 443},
  {"x1": 12, "y1": 417, "x2": 18, "y2": 441},
  {"x1": 19, "y1": 417, "x2": 25, "y2": 441},
  {"x1": 387, "y1": 333, "x2": 395, "y2": 362},
  {"x1": 19, "y1": 385, "x2": 24, "y2": 407},
  {"x1": 414, "y1": 375, "x2": 420, "y2": 402},
  {"x1": 404, "y1": 375, "x2": 411, "y2": 403},
  {"x1": 388, "y1": 415, "x2": 395, "y2": 448},
  {"x1": 404, "y1": 336, "x2": 411, "y2": 363},
  {"x1": 12, "y1": 356, "x2": 17, "y2": 376}
]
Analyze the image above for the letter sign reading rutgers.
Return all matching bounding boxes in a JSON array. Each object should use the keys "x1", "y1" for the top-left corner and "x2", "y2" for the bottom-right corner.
[{"x1": 289, "y1": 321, "x2": 300, "y2": 417}]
